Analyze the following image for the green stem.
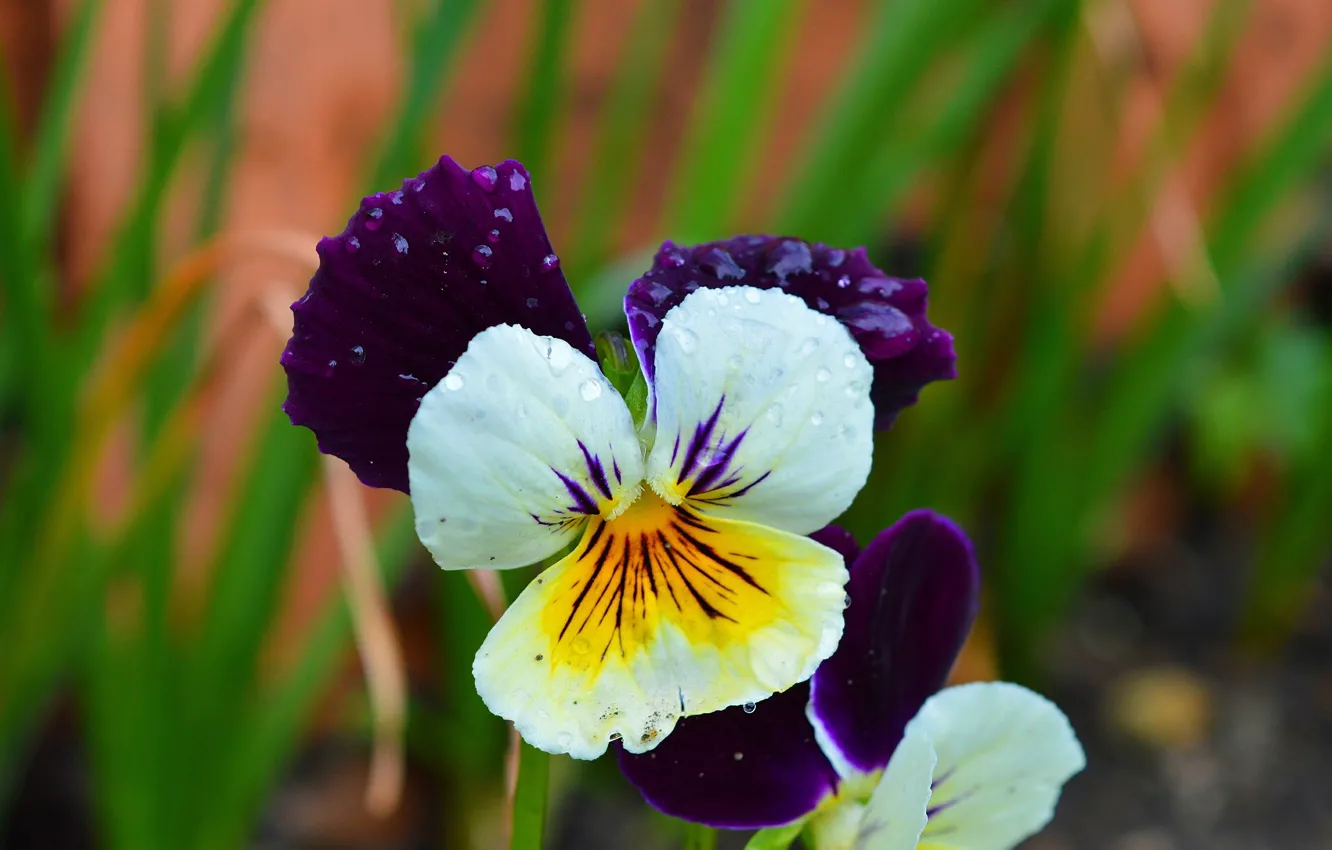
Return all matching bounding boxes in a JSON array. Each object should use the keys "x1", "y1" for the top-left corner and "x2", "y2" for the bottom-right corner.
[
  {"x1": 682, "y1": 821, "x2": 718, "y2": 850},
  {"x1": 510, "y1": 741, "x2": 550, "y2": 850}
]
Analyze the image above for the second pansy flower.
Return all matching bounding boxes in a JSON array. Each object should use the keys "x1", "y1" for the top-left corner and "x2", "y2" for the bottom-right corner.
[{"x1": 280, "y1": 157, "x2": 956, "y2": 759}]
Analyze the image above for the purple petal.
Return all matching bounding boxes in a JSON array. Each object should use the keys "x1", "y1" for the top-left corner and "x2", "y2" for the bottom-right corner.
[
  {"x1": 617, "y1": 684, "x2": 838, "y2": 829},
  {"x1": 624, "y1": 236, "x2": 956, "y2": 428},
  {"x1": 810, "y1": 524, "x2": 862, "y2": 568},
  {"x1": 809, "y1": 510, "x2": 979, "y2": 775},
  {"x1": 281, "y1": 156, "x2": 592, "y2": 491}
]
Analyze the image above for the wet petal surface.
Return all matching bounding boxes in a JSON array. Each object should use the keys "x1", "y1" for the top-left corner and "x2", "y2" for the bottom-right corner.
[
  {"x1": 645, "y1": 286, "x2": 874, "y2": 536},
  {"x1": 282, "y1": 157, "x2": 591, "y2": 491},
  {"x1": 625, "y1": 236, "x2": 955, "y2": 429},
  {"x1": 407, "y1": 323, "x2": 642, "y2": 571},
  {"x1": 616, "y1": 683, "x2": 839, "y2": 828},
  {"x1": 809, "y1": 511, "x2": 979, "y2": 776},
  {"x1": 475, "y1": 498, "x2": 847, "y2": 759}
]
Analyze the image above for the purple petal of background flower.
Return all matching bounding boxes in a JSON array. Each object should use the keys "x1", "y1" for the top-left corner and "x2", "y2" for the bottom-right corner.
[
  {"x1": 616, "y1": 684, "x2": 839, "y2": 829},
  {"x1": 623, "y1": 236, "x2": 956, "y2": 428},
  {"x1": 808, "y1": 509, "x2": 979, "y2": 775},
  {"x1": 811, "y1": 524, "x2": 862, "y2": 568},
  {"x1": 281, "y1": 156, "x2": 592, "y2": 491}
]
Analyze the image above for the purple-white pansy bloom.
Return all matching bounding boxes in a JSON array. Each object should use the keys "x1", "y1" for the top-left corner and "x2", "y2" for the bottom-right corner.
[
  {"x1": 282, "y1": 157, "x2": 892, "y2": 759},
  {"x1": 619, "y1": 511, "x2": 1085, "y2": 849},
  {"x1": 625, "y1": 238, "x2": 957, "y2": 430}
]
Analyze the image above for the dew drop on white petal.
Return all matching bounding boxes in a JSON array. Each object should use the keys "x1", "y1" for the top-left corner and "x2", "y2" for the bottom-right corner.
[
  {"x1": 715, "y1": 292, "x2": 729, "y2": 307},
  {"x1": 843, "y1": 593, "x2": 852, "y2": 609},
  {"x1": 797, "y1": 338, "x2": 820, "y2": 358},
  {"x1": 846, "y1": 380, "x2": 866, "y2": 397},
  {"x1": 844, "y1": 354, "x2": 858, "y2": 369},
  {"x1": 443, "y1": 374, "x2": 464, "y2": 391},
  {"x1": 546, "y1": 342, "x2": 573, "y2": 374},
  {"x1": 557, "y1": 733, "x2": 574, "y2": 750},
  {"x1": 810, "y1": 410, "x2": 825, "y2": 426},
  {"x1": 579, "y1": 379, "x2": 603, "y2": 401},
  {"x1": 671, "y1": 327, "x2": 699, "y2": 354},
  {"x1": 552, "y1": 395, "x2": 570, "y2": 416},
  {"x1": 743, "y1": 289, "x2": 761, "y2": 304},
  {"x1": 815, "y1": 367, "x2": 831, "y2": 383},
  {"x1": 742, "y1": 702, "x2": 756, "y2": 714},
  {"x1": 765, "y1": 404, "x2": 783, "y2": 426}
]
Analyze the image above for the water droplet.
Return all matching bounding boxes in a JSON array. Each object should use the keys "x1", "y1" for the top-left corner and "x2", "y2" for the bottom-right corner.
[
  {"x1": 579, "y1": 379, "x2": 603, "y2": 401},
  {"x1": 743, "y1": 289, "x2": 761, "y2": 304},
  {"x1": 345, "y1": 236, "x2": 360, "y2": 252},
  {"x1": 811, "y1": 410, "x2": 825, "y2": 425},
  {"x1": 443, "y1": 374, "x2": 464, "y2": 391},
  {"x1": 843, "y1": 593, "x2": 852, "y2": 609},
  {"x1": 642, "y1": 281, "x2": 673, "y2": 305},
  {"x1": 715, "y1": 292, "x2": 729, "y2": 307},
  {"x1": 767, "y1": 240, "x2": 813, "y2": 283},
  {"x1": 827, "y1": 248, "x2": 846, "y2": 268},
  {"x1": 515, "y1": 404, "x2": 528, "y2": 419},
  {"x1": 350, "y1": 344, "x2": 366, "y2": 364},
  {"x1": 540, "y1": 253, "x2": 561, "y2": 272},
  {"x1": 389, "y1": 190, "x2": 404, "y2": 205},
  {"x1": 765, "y1": 404, "x2": 783, "y2": 426},
  {"x1": 364, "y1": 207, "x2": 383, "y2": 230},
  {"x1": 844, "y1": 354, "x2": 858, "y2": 369},
  {"x1": 837, "y1": 274, "x2": 851, "y2": 289},
  {"x1": 571, "y1": 638, "x2": 590, "y2": 655},
  {"x1": 742, "y1": 702, "x2": 756, "y2": 714},
  {"x1": 557, "y1": 733, "x2": 574, "y2": 749},
  {"x1": 816, "y1": 297, "x2": 830, "y2": 310},
  {"x1": 670, "y1": 327, "x2": 699, "y2": 354},
  {"x1": 472, "y1": 244, "x2": 493, "y2": 268},
  {"x1": 494, "y1": 207, "x2": 513, "y2": 222},
  {"x1": 412, "y1": 177, "x2": 426, "y2": 192},
  {"x1": 392, "y1": 233, "x2": 409, "y2": 254},
  {"x1": 487, "y1": 228, "x2": 501, "y2": 244},
  {"x1": 545, "y1": 341, "x2": 573, "y2": 373},
  {"x1": 797, "y1": 338, "x2": 820, "y2": 358},
  {"x1": 726, "y1": 354, "x2": 743, "y2": 370},
  {"x1": 815, "y1": 368, "x2": 831, "y2": 382},
  {"x1": 472, "y1": 165, "x2": 498, "y2": 191},
  {"x1": 846, "y1": 380, "x2": 866, "y2": 397},
  {"x1": 701, "y1": 248, "x2": 745, "y2": 280},
  {"x1": 733, "y1": 752, "x2": 744, "y2": 761},
  {"x1": 609, "y1": 732, "x2": 622, "y2": 742},
  {"x1": 526, "y1": 297, "x2": 540, "y2": 309},
  {"x1": 509, "y1": 170, "x2": 528, "y2": 191},
  {"x1": 399, "y1": 373, "x2": 419, "y2": 382}
]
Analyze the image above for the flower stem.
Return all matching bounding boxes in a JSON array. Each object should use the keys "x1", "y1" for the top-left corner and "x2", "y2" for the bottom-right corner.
[
  {"x1": 509, "y1": 740, "x2": 550, "y2": 850},
  {"x1": 682, "y1": 822, "x2": 718, "y2": 850}
]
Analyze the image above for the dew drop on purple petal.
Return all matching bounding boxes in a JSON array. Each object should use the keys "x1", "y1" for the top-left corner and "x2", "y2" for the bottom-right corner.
[
  {"x1": 494, "y1": 207, "x2": 513, "y2": 222},
  {"x1": 487, "y1": 228, "x2": 501, "y2": 244},
  {"x1": 472, "y1": 165, "x2": 499, "y2": 191},
  {"x1": 540, "y1": 253, "x2": 561, "y2": 272},
  {"x1": 662, "y1": 249, "x2": 686, "y2": 268},
  {"x1": 349, "y1": 344, "x2": 366, "y2": 364},
  {"x1": 700, "y1": 247, "x2": 745, "y2": 280},
  {"x1": 346, "y1": 236, "x2": 360, "y2": 252},
  {"x1": 527, "y1": 297, "x2": 540, "y2": 308},
  {"x1": 389, "y1": 190, "x2": 404, "y2": 205},
  {"x1": 643, "y1": 281, "x2": 673, "y2": 306},
  {"x1": 742, "y1": 702, "x2": 756, "y2": 714},
  {"x1": 392, "y1": 233, "x2": 409, "y2": 254},
  {"x1": 472, "y1": 244, "x2": 493, "y2": 268},
  {"x1": 364, "y1": 207, "x2": 383, "y2": 230},
  {"x1": 827, "y1": 248, "x2": 846, "y2": 268},
  {"x1": 837, "y1": 274, "x2": 852, "y2": 289},
  {"x1": 509, "y1": 170, "x2": 528, "y2": 191}
]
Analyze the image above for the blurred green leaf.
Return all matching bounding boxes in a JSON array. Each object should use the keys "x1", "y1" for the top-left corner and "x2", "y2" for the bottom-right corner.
[
  {"x1": 514, "y1": 0, "x2": 577, "y2": 185},
  {"x1": 668, "y1": 0, "x2": 803, "y2": 240}
]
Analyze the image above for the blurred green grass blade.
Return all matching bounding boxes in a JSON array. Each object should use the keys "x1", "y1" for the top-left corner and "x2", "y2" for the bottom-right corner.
[
  {"x1": 369, "y1": 0, "x2": 483, "y2": 189},
  {"x1": 567, "y1": 0, "x2": 677, "y2": 278},
  {"x1": 514, "y1": 0, "x2": 577, "y2": 184},
  {"x1": 667, "y1": 0, "x2": 803, "y2": 240},
  {"x1": 1209, "y1": 59, "x2": 1332, "y2": 273},
  {"x1": 1243, "y1": 341, "x2": 1332, "y2": 645},
  {"x1": 434, "y1": 570, "x2": 507, "y2": 775},
  {"x1": 196, "y1": 507, "x2": 418, "y2": 850},
  {"x1": 806, "y1": 0, "x2": 1063, "y2": 248},
  {"x1": 20, "y1": 0, "x2": 104, "y2": 249},
  {"x1": 777, "y1": 0, "x2": 986, "y2": 236},
  {"x1": 510, "y1": 741, "x2": 549, "y2": 850}
]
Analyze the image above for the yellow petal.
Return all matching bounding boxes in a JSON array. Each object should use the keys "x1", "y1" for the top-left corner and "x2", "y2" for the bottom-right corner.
[{"x1": 473, "y1": 490, "x2": 848, "y2": 759}]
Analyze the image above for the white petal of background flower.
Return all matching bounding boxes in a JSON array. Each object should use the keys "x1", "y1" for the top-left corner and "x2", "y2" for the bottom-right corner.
[
  {"x1": 887, "y1": 682, "x2": 1085, "y2": 850},
  {"x1": 407, "y1": 324, "x2": 644, "y2": 570},
  {"x1": 854, "y1": 727, "x2": 934, "y2": 850},
  {"x1": 645, "y1": 285, "x2": 875, "y2": 535}
]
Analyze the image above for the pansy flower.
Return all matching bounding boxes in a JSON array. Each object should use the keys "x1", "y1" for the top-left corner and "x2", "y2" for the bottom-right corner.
[
  {"x1": 619, "y1": 511, "x2": 1085, "y2": 848},
  {"x1": 280, "y1": 157, "x2": 955, "y2": 759}
]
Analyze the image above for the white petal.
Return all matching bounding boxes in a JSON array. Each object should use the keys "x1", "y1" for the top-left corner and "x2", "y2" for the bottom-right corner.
[
  {"x1": 853, "y1": 730, "x2": 934, "y2": 850},
  {"x1": 645, "y1": 286, "x2": 874, "y2": 535},
  {"x1": 407, "y1": 324, "x2": 644, "y2": 570},
  {"x1": 906, "y1": 682, "x2": 1085, "y2": 850}
]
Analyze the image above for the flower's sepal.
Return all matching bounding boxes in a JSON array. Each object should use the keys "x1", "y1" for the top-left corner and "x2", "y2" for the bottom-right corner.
[
  {"x1": 595, "y1": 330, "x2": 649, "y2": 427},
  {"x1": 624, "y1": 237, "x2": 955, "y2": 429},
  {"x1": 744, "y1": 820, "x2": 808, "y2": 850},
  {"x1": 808, "y1": 510, "x2": 979, "y2": 777},
  {"x1": 282, "y1": 156, "x2": 592, "y2": 492}
]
